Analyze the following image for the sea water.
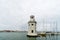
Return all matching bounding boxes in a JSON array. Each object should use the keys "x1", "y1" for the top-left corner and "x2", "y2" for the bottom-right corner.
[{"x1": 0, "y1": 32, "x2": 60, "y2": 40}]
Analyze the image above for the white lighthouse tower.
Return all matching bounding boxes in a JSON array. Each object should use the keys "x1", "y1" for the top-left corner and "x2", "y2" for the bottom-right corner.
[{"x1": 27, "y1": 15, "x2": 37, "y2": 36}]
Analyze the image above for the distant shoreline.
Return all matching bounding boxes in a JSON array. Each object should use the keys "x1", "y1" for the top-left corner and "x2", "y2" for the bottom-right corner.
[
  {"x1": 0, "y1": 30, "x2": 60, "y2": 33},
  {"x1": 0, "y1": 30, "x2": 27, "y2": 32}
]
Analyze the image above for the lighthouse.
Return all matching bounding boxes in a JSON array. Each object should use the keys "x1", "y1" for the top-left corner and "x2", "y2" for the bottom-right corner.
[{"x1": 27, "y1": 15, "x2": 37, "y2": 36}]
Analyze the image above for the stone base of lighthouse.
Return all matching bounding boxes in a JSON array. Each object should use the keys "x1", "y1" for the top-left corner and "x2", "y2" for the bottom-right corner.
[{"x1": 27, "y1": 33, "x2": 37, "y2": 37}]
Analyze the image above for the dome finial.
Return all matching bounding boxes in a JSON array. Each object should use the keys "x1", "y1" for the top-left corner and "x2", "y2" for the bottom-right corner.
[{"x1": 30, "y1": 15, "x2": 34, "y2": 19}]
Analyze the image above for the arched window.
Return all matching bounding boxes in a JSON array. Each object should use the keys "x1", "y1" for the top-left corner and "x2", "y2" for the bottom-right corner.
[
  {"x1": 31, "y1": 30, "x2": 33, "y2": 33},
  {"x1": 31, "y1": 24, "x2": 34, "y2": 26}
]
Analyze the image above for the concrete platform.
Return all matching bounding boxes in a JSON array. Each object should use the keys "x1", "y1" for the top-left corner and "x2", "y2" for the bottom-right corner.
[
  {"x1": 27, "y1": 35, "x2": 38, "y2": 37},
  {"x1": 27, "y1": 34, "x2": 38, "y2": 37}
]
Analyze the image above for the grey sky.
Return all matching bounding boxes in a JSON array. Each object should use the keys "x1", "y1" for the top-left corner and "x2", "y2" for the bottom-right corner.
[{"x1": 0, "y1": 0, "x2": 60, "y2": 31}]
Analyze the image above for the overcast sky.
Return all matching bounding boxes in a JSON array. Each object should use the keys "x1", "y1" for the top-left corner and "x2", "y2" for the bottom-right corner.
[{"x1": 0, "y1": 0, "x2": 60, "y2": 31}]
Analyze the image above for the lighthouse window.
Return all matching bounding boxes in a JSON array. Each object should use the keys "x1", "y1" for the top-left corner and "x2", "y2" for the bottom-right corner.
[
  {"x1": 31, "y1": 24, "x2": 33, "y2": 26},
  {"x1": 31, "y1": 30, "x2": 33, "y2": 33}
]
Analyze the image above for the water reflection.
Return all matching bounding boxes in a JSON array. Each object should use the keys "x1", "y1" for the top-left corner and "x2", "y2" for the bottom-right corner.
[
  {"x1": 27, "y1": 35, "x2": 58, "y2": 40},
  {"x1": 27, "y1": 37, "x2": 36, "y2": 40},
  {"x1": 27, "y1": 36, "x2": 46, "y2": 40},
  {"x1": 46, "y1": 35, "x2": 58, "y2": 40},
  {"x1": 40, "y1": 36, "x2": 46, "y2": 40}
]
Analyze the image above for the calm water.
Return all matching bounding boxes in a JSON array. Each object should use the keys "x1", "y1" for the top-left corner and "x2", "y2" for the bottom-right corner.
[{"x1": 0, "y1": 32, "x2": 60, "y2": 40}]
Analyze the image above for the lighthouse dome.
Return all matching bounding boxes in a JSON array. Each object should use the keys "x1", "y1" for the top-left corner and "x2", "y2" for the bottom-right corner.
[{"x1": 30, "y1": 15, "x2": 34, "y2": 19}]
